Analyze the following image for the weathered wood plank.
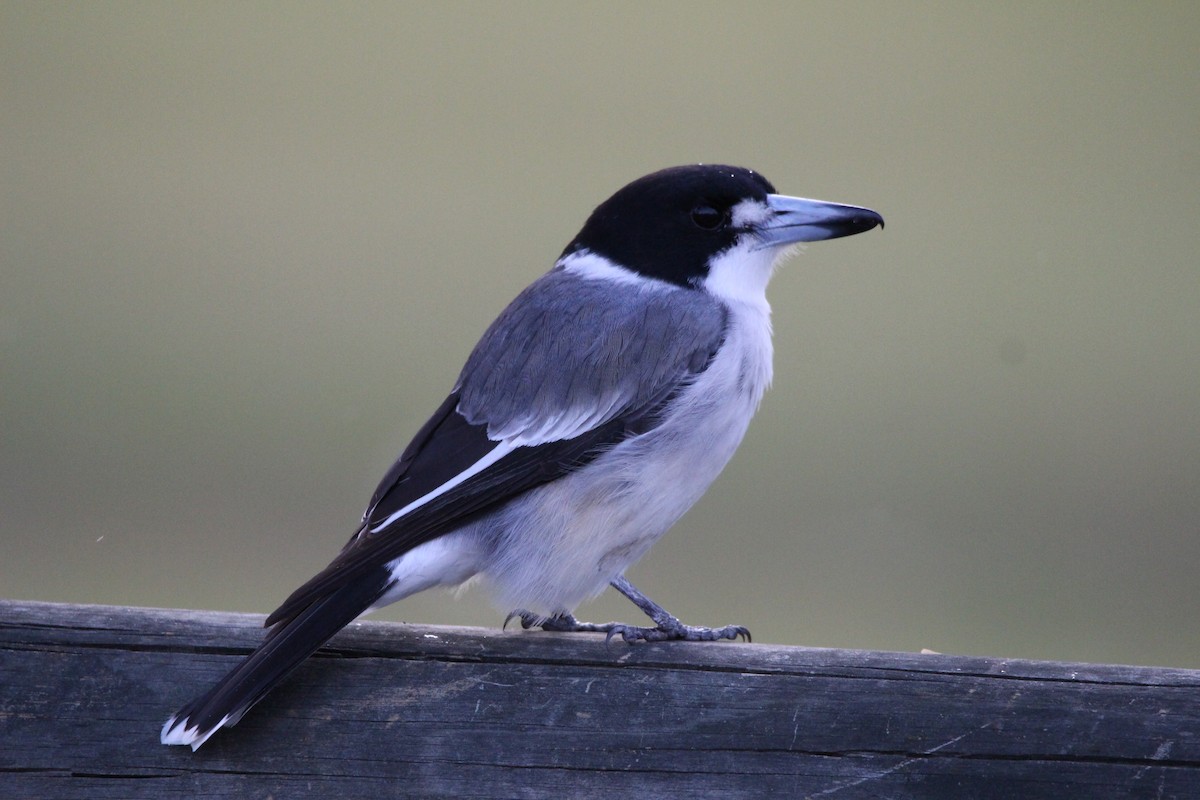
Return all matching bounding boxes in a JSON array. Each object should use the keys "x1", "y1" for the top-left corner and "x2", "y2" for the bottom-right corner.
[{"x1": 1, "y1": 598, "x2": 1198, "y2": 799}]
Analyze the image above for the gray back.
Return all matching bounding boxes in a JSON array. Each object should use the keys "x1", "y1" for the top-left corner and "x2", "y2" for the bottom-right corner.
[{"x1": 457, "y1": 268, "x2": 727, "y2": 444}]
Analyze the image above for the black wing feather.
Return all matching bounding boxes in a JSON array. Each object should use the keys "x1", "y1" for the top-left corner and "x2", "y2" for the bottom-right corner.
[
  {"x1": 264, "y1": 403, "x2": 631, "y2": 627},
  {"x1": 362, "y1": 391, "x2": 461, "y2": 521}
]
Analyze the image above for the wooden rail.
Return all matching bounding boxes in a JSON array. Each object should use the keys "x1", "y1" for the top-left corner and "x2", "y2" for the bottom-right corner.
[{"x1": 1, "y1": 598, "x2": 1198, "y2": 798}]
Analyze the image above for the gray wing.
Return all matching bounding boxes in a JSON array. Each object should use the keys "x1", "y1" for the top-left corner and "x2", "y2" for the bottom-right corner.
[{"x1": 457, "y1": 266, "x2": 728, "y2": 445}]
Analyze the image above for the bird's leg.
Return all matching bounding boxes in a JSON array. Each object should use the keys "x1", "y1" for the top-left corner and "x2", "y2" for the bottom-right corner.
[
  {"x1": 605, "y1": 575, "x2": 751, "y2": 642},
  {"x1": 506, "y1": 575, "x2": 750, "y2": 643}
]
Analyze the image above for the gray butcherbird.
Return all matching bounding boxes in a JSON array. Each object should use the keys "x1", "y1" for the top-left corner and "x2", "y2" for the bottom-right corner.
[{"x1": 162, "y1": 164, "x2": 883, "y2": 749}]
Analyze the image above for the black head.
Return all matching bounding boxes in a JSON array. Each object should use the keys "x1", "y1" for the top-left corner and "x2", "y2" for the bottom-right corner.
[{"x1": 562, "y1": 165, "x2": 777, "y2": 288}]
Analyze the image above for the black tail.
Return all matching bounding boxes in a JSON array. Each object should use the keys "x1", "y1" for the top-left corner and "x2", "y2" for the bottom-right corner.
[{"x1": 161, "y1": 566, "x2": 392, "y2": 750}]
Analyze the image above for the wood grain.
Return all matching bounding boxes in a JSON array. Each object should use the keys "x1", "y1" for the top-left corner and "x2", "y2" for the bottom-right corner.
[{"x1": 1, "y1": 599, "x2": 1197, "y2": 798}]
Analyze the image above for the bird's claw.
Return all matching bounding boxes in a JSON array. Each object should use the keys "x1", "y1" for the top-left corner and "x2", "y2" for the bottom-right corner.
[
  {"x1": 600, "y1": 622, "x2": 751, "y2": 644},
  {"x1": 505, "y1": 609, "x2": 750, "y2": 644}
]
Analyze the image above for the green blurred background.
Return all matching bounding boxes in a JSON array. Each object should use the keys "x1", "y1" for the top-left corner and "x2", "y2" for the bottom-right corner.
[{"x1": 3, "y1": 2, "x2": 1198, "y2": 668}]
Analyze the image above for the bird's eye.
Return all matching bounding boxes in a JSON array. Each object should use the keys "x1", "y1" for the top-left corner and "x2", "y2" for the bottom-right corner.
[{"x1": 690, "y1": 204, "x2": 727, "y2": 230}]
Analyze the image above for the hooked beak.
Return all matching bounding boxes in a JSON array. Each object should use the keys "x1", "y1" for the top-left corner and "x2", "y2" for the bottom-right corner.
[{"x1": 754, "y1": 194, "x2": 884, "y2": 248}]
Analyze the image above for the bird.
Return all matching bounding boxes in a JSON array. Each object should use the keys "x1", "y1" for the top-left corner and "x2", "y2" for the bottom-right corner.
[{"x1": 161, "y1": 164, "x2": 883, "y2": 750}]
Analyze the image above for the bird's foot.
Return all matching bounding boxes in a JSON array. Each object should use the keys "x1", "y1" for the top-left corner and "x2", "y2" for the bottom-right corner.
[
  {"x1": 504, "y1": 610, "x2": 593, "y2": 634},
  {"x1": 505, "y1": 609, "x2": 750, "y2": 644}
]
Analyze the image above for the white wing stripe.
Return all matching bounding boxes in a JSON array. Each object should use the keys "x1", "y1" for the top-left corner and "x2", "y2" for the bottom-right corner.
[
  {"x1": 367, "y1": 441, "x2": 516, "y2": 534},
  {"x1": 490, "y1": 392, "x2": 626, "y2": 446}
]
